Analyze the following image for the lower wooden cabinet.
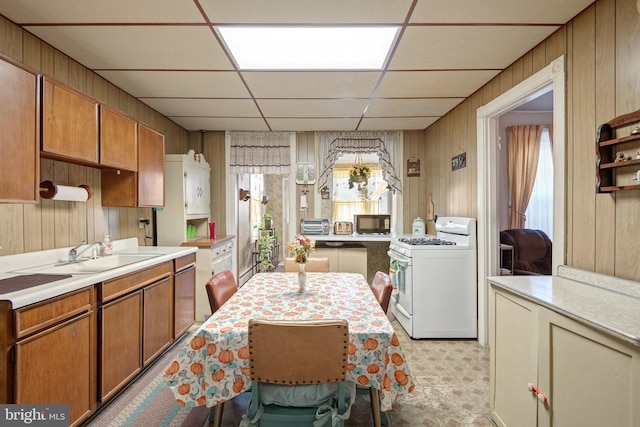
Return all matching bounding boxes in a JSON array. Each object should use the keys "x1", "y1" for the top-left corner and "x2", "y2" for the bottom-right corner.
[
  {"x1": 313, "y1": 244, "x2": 367, "y2": 278},
  {"x1": 174, "y1": 261, "x2": 196, "y2": 339},
  {"x1": 143, "y1": 276, "x2": 173, "y2": 365},
  {"x1": 100, "y1": 290, "x2": 143, "y2": 401},
  {"x1": 489, "y1": 284, "x2": 640, "y2": 427},
  {"x1": 12, "y1": 288, "x2": 96, "y2": 427}
]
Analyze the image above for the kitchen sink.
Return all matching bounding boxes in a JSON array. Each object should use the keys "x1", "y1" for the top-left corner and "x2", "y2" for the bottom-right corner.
[{"x1": 11, "y1": 253, "x2": 162, "y2": 275}]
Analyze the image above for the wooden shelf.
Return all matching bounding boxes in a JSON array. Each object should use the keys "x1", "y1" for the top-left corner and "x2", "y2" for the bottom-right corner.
[{"x1": 596, "y1": 109, "x2": 640, "y2": 193}]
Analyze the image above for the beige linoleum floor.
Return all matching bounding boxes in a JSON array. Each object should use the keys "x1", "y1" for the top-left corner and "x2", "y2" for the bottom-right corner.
[{"x1": 217, "y1": 320, "x2": 495, "y2": 427}]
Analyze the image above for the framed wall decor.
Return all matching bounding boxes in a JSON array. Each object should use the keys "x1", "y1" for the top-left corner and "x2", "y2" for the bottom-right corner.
[
  {"x1": 451, "y1": 152, "x2": 466, "y2": 171},
  {"x1": 407, "y1": 157, "x2": 420, "y2": 177}
]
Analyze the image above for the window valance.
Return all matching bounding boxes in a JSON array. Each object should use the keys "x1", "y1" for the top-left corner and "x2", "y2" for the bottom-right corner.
[
  {"x1": 317, "y1": 131, "x2": 402, "y2": 194},
  {"x1": 228, "y1": 131, "x2": 294, "y2": 174}
]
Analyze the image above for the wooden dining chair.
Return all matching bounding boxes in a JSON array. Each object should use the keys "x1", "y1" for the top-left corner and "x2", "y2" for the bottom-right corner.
[
  {"x1": 205, "y1": 270, "x2": 238, "y2": 314},
  {"x1": 245, "y1": 318, "x2": 354, "y2": 426},
  {"x1": 370, "y1": 271, "x2": 393, "y2": 314},
  {"x1": 284, "y1": 256, "x2": 330, "y2": 272}
]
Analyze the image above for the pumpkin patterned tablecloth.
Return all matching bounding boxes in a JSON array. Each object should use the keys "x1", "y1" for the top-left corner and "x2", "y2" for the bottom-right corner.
[{"x1": 164, "y1": 272, "x2": 415, "y2": 411}]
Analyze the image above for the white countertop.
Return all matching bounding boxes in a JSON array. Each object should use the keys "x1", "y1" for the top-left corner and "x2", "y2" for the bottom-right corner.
[
  {"x1": 488, "y1": 266, "x2": 640, "y2": 346},
  {"x1": 309, "y1": 234, "x2": 393, "y2": 242},
  {"x1": 0, "y1": 238, "x2": 197, "y2": 309}
]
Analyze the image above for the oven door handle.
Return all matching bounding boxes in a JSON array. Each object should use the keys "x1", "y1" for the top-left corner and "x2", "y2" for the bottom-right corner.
[
  {"x1": 387, "y1": 250, "x2": 410, "y2": 266},
  {"x1": 393, "y1": 300, "x2": 411, "y2": 318}
]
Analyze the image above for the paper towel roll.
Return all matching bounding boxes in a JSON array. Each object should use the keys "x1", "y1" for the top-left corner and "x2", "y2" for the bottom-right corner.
[{"x1": 39, "y1": 180, "x2": 92, "y2": 202}]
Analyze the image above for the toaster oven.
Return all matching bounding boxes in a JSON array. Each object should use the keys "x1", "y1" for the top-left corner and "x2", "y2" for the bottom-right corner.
[{"x1": 300, "y1": 218, "x2": 330, "y2": 235}]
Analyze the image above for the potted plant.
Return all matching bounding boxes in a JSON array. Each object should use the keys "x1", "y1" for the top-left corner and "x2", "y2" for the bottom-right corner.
[
  {"x1": 255, "y1": 227, "x2": 280, "y2": 272},
  {"x1": 263, "y1": 213, "x2": 273, "y2": 230}
]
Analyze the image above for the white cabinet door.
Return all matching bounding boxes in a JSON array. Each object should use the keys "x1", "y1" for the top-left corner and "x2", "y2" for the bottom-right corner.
[
  {"x1": 490, "y1": 287, "x2": 538, "y2": 427},
  {"x1": 185, "y1": 165, "x2": 210, "y2": 216}
]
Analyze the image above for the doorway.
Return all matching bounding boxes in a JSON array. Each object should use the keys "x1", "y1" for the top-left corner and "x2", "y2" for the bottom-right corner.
[{"x1": 476, "y1": 56, "x2": 566, "y2": 347}]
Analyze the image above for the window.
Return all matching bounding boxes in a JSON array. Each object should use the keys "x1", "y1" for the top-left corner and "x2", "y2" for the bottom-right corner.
[
  {"x1": 525, "y1": 127, "x2": 553, "y2": 237},
  {"x1": 331, "y1": 153, "x2": 391, "y2": 222}
]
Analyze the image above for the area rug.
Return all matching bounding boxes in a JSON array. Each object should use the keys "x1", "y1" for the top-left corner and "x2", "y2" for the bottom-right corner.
[{"x1": 86, "y1": 336, "x2": 210, "y2": 427}]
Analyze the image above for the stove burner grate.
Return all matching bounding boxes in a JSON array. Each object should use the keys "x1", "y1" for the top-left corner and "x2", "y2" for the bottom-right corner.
[{"x1": 398, "y1": 237, "x2": 457, "y2": 246}]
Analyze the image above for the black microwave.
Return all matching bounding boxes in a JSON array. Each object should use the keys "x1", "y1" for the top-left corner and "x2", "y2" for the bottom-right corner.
[{"x1": 354, "y1": 214, "x2": 391, "y2": 234}]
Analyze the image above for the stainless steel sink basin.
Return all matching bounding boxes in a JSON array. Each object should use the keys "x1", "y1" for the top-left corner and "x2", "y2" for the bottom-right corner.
[{"x1": 11, "y1": 254, "x2": 162, "y2": 275}]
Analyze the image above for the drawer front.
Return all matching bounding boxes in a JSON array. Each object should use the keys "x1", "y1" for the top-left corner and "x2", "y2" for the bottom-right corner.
[
  {"x1": 174, "y1": 253, "x2": 196, "y2": 272},
  {"x1": 212, "y1": 242, "x2": 233, "y2": 260},
  {"x1": 15, "y1": 287, "x2": 95, "y2": 339},
  {"x1": 101, "y1": 261, "x2": 172, "y2": 303}
]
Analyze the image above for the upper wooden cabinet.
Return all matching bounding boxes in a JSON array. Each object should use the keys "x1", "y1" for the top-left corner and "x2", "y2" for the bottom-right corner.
[
  {"x1": 101, "y1": 123, "x2": 165, "y2": 207},
  {"x1": 0, "y1": 54, "x2": 40, "y2": 203},
  {"x1": 42, "y1": 77, "x2": 99, "y2": 165},
  {"x1": 100, "y1": 105, "x2": 138, "y2": 171}
]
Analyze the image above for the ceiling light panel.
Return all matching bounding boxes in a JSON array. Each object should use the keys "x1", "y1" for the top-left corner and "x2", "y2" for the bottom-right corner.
[{"x1": 217, "y1": 26, "x2": 399, "y2": 70}]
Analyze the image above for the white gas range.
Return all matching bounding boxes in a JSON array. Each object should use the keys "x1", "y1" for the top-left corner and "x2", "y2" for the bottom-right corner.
[{"x1": 388, "y1": 217, "x2": 477, "y2": 339}]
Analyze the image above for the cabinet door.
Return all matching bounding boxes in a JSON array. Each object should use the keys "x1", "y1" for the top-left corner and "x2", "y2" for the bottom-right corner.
[
  {"x1": 100, "y1": 291, "x2": 142, "y2": 401},
  {"x1": 537, "y1": 308, "x2": 640, "y2": 427},
  {"x1": 338, "y1": 247, "x2": 367, "y2": 277},
  {"x1": 138, "y1": 124, "x2": 165, "y2": 207},
  {"x1": 312, "y1": 248, "x2": 340, "y2": 272},
  {"x1": 0, "y1": 56, "x2": 39, "y2": 203},
  {"x1": 100, "y1": 105, "x2": 137, "y2": 171},
  {"x1": 489, "y1": 288, "x2": 538, "y2": 427},
  {"x1": 42, "y1": 77, "x2": 99, "y2": 165},
  {"x1": 15, "y1": 311, "x2": 95, "y2": 427},
  {"x1": 174, "y1": 264, "x2": 195, "y2": 338},
  {"x1": 185, "y1": 166, "x2": 210, "y2": 216},
  {"x1": 143, "y1": 276, "x2": 173, "y2": 365}
]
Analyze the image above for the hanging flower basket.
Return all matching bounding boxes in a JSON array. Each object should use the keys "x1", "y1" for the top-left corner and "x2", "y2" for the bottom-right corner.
[{"x1": 348, "y1": 163, "x2": 371, "y2": 189}]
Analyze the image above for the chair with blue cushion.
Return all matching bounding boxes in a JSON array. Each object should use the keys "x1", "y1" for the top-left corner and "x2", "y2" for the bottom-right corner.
[{"x1": 242, "y1": 319, "x2": 355, "y2": 426}]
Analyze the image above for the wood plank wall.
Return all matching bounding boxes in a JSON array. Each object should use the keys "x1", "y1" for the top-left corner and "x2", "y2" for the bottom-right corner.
[
  {"x1": 413, "y1": 0, "x2": 640, "y2": 281},
  {"x1": 0, "y1": 16, "x2": 188, "y2": 256}
]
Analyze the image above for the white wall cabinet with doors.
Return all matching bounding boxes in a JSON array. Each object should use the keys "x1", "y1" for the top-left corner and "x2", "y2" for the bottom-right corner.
[
  {"x1": 489, "y1": 269, "x2": 640, "y2": 427},
  {"x1": 157, "y1": 150, "x2": 210, "y2": 245}
]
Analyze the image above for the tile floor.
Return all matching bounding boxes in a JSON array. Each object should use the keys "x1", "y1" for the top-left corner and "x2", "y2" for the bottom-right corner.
[{"x1": 218, "y1": 320, "x2": 496, "y2": 426}]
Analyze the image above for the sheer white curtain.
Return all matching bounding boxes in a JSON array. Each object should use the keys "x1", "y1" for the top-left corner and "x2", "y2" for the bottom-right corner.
[
  {"x1": 332, "y1": 168, "x2": 385, "y2": 220},
  {"x1": 524, "y1": 127, "x2": 553, "y2": 237},
  {"x1": 228, "y1": 131, "x2": 294, "y2": 174},
  {"x1": 316, "y1": 131, "x2": 402, "y2": 194}
]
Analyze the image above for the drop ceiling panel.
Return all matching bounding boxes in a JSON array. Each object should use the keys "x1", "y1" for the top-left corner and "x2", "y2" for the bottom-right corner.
[
  {"x1": 0, "y1": 0, "x2": 203, "y2": 23},
  {"x1": 391, "y1": 26, "x2": 559, "y2": 70},
  {"x1": 200, "y1": 0, "x2": 414, "y2": 23},
  {"x1": 258, "y1": 99, "x2": 369, "y2": 118},
  {"x1": 267, "y1": 118, "x2": 360, "y2": 132},
  {"x1": 140, "y1": 98, "x2": 260, "y2": 117},
  {"x1": 359, "y1": 117, "x2": 438, "y2": 131},
  {"x1": 97, "y1": 71, "x2": 250, "y2": 98},
  {"x1": 170, "y1": 117, "x2": 269, "y2": 132},
  {"x1": 377, "y1": 70, "x2": 500, "y2": 98},
  {"x1": 410, "y1": 0, "x2": 594, "y2": 24},
  {"x1": 242, "y1": 72, "x2": 381, "y2": 98},
  {"x1": 366, "y1": 98, "x2": 464, "y2": 117},
  {"x1": 25, "y1": 26, "x2": 231, "y2": 70}
]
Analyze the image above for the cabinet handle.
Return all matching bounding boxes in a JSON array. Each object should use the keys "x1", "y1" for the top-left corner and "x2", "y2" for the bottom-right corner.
[{"x1": 527, "y1": 383, "x2": 549, "y2": 404}]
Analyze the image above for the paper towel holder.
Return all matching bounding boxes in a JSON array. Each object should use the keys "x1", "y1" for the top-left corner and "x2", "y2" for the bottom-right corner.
[{"x1": 39, "y1": 180, "x2": 93, "y2": 202}]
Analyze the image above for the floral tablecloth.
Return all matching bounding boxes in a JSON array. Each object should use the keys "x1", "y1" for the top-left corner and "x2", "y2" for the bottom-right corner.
[{"x1": 164, "y1": 272, "x2": 415, "y2": 411}]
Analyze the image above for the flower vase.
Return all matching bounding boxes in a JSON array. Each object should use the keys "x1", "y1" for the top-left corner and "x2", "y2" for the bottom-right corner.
[{"x1": 298, "y1": 263, "x2": 307, "y2": 292}]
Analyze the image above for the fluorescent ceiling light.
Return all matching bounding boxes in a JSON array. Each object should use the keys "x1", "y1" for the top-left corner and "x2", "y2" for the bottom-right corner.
[{"x1": 217, "y1": 26, "x2": 399, "y2": 70}]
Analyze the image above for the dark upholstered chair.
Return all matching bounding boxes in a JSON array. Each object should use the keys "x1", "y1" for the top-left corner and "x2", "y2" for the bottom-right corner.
[
  {"x1": 205, "y1": 270, "x2": 238, "y2": 314},
  {"x1": 370, "y1": 271, "x2": 393, "y2": 314},
  {"x1": 500, "y1": 229, "x2": 552, "y2": 275}
]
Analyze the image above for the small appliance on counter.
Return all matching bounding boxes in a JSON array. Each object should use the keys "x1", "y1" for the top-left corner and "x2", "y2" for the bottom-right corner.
[
  {"x1": 300, "y1": 218, "x2": 330, "y2": 235},
  {"x1": 354, "y1": 214, "x2": 391, "y2": 234},
  {"x1": 333, "y1": 221, "x2": 353, "y2": 235}
]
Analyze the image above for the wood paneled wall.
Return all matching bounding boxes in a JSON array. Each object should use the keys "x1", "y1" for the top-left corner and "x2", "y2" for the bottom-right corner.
[
  {"x1": 0, "y1": 16, "x2": 188, "y2": 255},
  {"x1": 416, "y1": 0, "x2": 640, "y2": 281}
]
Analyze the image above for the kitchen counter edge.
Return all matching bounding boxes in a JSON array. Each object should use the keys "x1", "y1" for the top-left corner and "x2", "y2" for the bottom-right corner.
[
  {"x1": 487, "y1": 267, "x2": 640, "y2": 346},
  {"x1": 0, "y1": 239, "x2": 197, "y2": 309}
]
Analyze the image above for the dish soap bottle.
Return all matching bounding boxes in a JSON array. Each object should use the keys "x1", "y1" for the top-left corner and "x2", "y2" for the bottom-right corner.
[{"x1": 102, "y1": 235, "x2": 113, "y2": 256}]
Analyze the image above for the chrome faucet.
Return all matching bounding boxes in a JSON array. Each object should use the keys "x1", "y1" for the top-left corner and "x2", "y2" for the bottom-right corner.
[{"x1": 68, "y1": 240, "x2": 102, "y2": 262}]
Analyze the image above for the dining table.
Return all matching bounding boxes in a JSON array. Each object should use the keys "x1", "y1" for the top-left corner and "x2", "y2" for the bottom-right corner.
[{"x1": 163, "y1": 272, "x2": 416, "y2": 413}]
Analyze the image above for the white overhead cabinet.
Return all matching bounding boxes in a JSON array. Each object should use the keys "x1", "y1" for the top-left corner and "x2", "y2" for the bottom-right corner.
[{"x1": 157, "y1": 150, "x2": 210, "y2": 245}]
